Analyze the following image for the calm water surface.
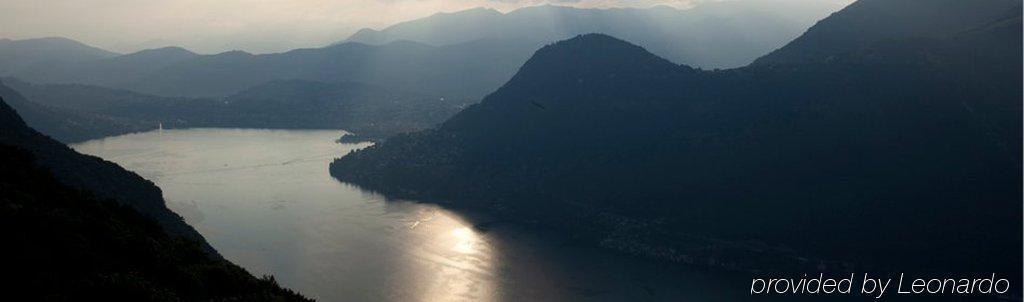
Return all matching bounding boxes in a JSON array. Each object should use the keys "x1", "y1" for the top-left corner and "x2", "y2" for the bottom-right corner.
[{"x1": 73, "y1": 128, "x2": 749, "y2": 302}]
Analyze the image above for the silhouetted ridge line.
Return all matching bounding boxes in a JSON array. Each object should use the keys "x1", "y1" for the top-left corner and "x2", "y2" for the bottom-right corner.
[{"x1": 331, "y1": 1, "x2": 1022, "y2": 277}]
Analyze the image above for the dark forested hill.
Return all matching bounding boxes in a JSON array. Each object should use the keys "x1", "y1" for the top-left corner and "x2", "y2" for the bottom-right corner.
[
  {"x1": 0, "y1": 91, "x2": 211, "y2": 253},
  {"x1": 0, "y1": 80, "x2": 157, "y2": 143},
  {"x1": 331, "y1": 0, "x2": 1022, "y2": 276},
  {"x1": 2, "y1": 77, "x2": 467, "y2": 142},
  {"x1": 186, "y1": 79, "x2": 470, "y2": 140},
  {"x1": 0, "y1": 98, "x2": 309, "y2": 300}
]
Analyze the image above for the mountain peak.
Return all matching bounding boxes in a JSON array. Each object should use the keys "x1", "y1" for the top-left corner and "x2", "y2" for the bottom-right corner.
[
  {"x1": 0, "y1": 37, "x2": 119, "y2": 58},
  {"x1": 554, "y1": 33, "x2": 624, "y2": 44},
  {"x1": 346, "y1": 28, "x2": 383, "y2": 44},
  {"x1": 123, "y1": 46, "x2": 197, "y2": 60},
  {"x1": 435, "y1": 7, "x2": 501, "y2": 17},
  {"x1": 211, "y1": 50, "x2": 254, "y2": 58},
  {"x1": 134, "y1": 46, "x2": 195, "y2": 55},
  {"x1": 344, "y1": 7, "x2": 503, "y2": 46},
  {"x1": 439, "y1": 33, "x2": 692, "y2": 131},
  {"x1": 17, "y1": 36, "x2": 82, "y2": 45},
  {"x1": 531, "y1": 34, "x2": 657, "y2": 62},
  {"x1": 509, "y1": 34, "x2": 685, "y2": 85}
]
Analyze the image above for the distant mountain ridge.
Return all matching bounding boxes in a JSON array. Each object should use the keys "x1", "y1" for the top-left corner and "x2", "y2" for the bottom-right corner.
[
  {"x1": 331, "y1": 0, "x2": 1022, "y2": 275},
  {"x1": 755, "y1": 0, "x2": 1019, "y2": 65},
  {"x1": 17, "y1": 46, "x2": 201, "y2": 87},
  {"x1": 345, "y1": 2, "x2": 846, "y2": 68},
  {"x1": 0, "y1": 37, "x2": 118, "y2": 76},
  {"x1": 10, "y1": 38, "x2": 535, "y2": 99}
]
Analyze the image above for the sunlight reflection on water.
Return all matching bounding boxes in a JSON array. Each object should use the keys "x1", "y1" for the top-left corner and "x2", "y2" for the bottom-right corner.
[
  {"x1": 72, "y1": 128, "x2": 745, "y2": 302},
  {"x1": 72, "y1": 128, "x2": 500, "y2": 301}
]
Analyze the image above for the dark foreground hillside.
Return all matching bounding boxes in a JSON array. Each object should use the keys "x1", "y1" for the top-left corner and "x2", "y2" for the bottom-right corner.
[
  {"x1": 0, "y1": 90, "x2": 215, "y2": 253},
  {"x1": 0, "y1": 98, "x2": 309, "y2": 301},
  {"x1": 0, "y1": 145, "x2": 309, "y2": 301},
  {"x1": 331, "y1": 0, "x2": 1022, "y2": 280}
]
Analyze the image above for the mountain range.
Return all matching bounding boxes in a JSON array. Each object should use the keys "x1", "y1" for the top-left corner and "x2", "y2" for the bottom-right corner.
[
  {"x1": 0, "y1": 37, "x2": 534, "y2": 99},
  {"x1": 0, "y1": 37, "x2": 118, "y2": 76},
  {"x1": 0, "y1": 2, "x2": 850, "y2": 144},
  {"x1": 347, "y1": 0, "x2": 846, "y2": 68},
  {"x1": 2, "y1": 2, "x2": 844, "y2": 100},
  {"x1": 331, "y1": 0, "x2": 1022, "y2": 275}
]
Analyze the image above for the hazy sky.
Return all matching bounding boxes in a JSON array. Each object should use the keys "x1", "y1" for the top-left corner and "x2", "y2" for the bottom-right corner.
[{"x1": 0, "y1": 0, "x2": 838, "y2": 54}]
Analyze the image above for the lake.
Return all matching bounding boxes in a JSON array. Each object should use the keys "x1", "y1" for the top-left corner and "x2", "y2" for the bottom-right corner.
[{"x1": 72, "y1": 128, "x2": 752, "y2": 302}]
